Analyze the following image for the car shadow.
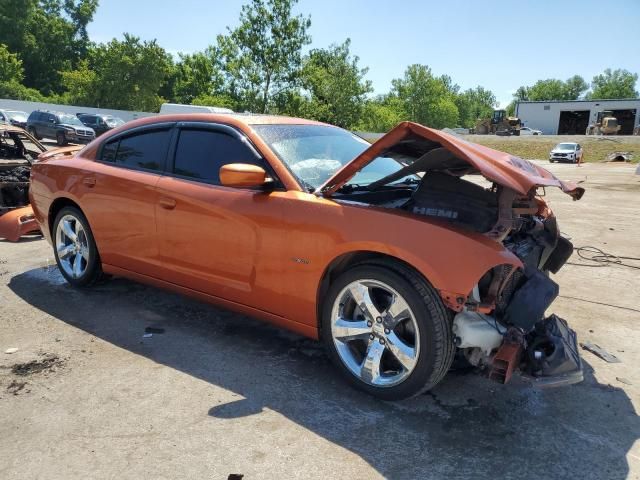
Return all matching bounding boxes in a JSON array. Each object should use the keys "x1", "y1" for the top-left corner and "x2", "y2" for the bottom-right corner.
[{"x1": 9, "y1": 267, "x2": 639, "y2": 479}]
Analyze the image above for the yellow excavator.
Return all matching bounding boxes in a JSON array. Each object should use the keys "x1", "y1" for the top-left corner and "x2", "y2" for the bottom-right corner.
[
  {"x1": 586, "y1": 111, "x2": 621, "y2": 135},
  {"x1": 474, "y1": 110, "x2": 522, "y2": 136}
]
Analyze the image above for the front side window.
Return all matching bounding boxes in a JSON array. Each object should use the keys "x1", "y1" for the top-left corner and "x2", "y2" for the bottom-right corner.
[
  {"x1": 101, "y1": 129, "x2": 171, "y2": 171},
  {"x1": 173, "y1": 128, "x2": 259, "y2": 184}
]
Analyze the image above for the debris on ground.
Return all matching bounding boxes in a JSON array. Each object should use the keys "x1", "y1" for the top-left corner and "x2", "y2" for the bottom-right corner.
[
  {"x1": 10, "y1": 355, "x2": 64, "y2": 376},
  {"x1": 6, "y1": 379, "x2": 28, "y2": 395},
  {"x1": 606, "y1": 151, "x2": 633, "y2": 162},
  {"x1": 144, "y1": 327, "x2": 165, "y2": 334},
  {"x1": 4, "y1": 347, "x2": 18, "y2": 354},
  {"x1": 616, "y1": 377, "x2": 632, "y2": 385},
  {"x1": 142, "y1": 333, "x2": 153, "y2": 338},
  {"x1": 580, "y1": 342, "x2": 621, "y2": 363}
]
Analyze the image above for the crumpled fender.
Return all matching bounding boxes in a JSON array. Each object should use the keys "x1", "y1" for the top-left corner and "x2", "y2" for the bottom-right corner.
[{"x1": 0, "y1": 206, "x2": 41, "y2": 241}]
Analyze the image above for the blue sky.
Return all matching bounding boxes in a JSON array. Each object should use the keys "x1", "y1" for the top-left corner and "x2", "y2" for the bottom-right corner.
[{"x1": 88, "y1": 0, "x2": 640, "y2": 107}]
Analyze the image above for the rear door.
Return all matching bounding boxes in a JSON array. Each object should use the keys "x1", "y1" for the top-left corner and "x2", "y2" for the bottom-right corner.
[
  {"x1": 155, "y1": 122, "x2": 287, "y2": 310},
  {"x1": 79, "y1": 123, "x2": 174, "y2": 277}
]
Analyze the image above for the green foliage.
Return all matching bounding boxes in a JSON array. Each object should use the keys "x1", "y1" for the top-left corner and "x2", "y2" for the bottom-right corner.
[
  {"x1": 0, "y1": 80, "x2": 45, "y2": 101},
  {"x1": 171, "y1": 50, "x2": 222, "y2": 104},
  {"x1": 191, "y1": 93, "x2": 236, "y2": 110},
  {"x1": 454, "y1": 86, "x2": 497, "y2": 128},
  {"x1": 356, "y1": 97, "x2": 405, "y2": 132},
  {"x1": 588, "y1": 69, "x2": 638, "y2": 99},
  {"x1": 390, "y1": 64, "x2": 459, "y2": 129},
  {"x1": 514, "y1": 76, "x2": 588, "y2": 102},
  {"x1": 0, "y1": 0, "x2": 98, "y2": 94},
  {"x1": 298, "y1": 39, "x2": 372, "y2": 128},
  {"x1": 0, "y1": 44, "x2": 24, "y2": 83},
  {"x1": 61, "y1": 34, "x2": 173, "y2": 111},
  {"x1": 1, "y1": 0, "x2": 637, "y2": 133},
  {"x1": 216, "y1": 0, "x2": 311, "y2": 113}
]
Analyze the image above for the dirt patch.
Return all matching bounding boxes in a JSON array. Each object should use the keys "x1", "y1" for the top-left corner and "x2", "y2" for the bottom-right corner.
[
  {"x1": 6, "y1": 379, "x2": 28, "y2": 395},
  {"x1": 10, "y1": 355, "x2": 64, "y2": 376}
]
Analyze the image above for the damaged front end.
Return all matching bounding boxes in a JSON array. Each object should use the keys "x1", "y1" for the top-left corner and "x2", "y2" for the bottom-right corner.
[
  {"x1": 321, "y1": 122, "x2": 585, "y2": 387},
  {"x1": 0, "y1": 124, "x2": 47, "y2": 241}
]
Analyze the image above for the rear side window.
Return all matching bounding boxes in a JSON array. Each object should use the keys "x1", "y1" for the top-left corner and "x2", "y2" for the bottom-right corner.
[
  {"x1": 101, "y1": 139, "x2": 118, "y2": 162},
  {"x1": 100, "y1": 129, "x2": 171, "y2": 171},
  {"x1": 173, "y1": 129, "x2": 258, "y2": 184}
]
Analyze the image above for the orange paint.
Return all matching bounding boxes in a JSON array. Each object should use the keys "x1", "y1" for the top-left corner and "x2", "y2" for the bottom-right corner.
[{"x1": 30, "y1": 114, "x2": 582, "y2": 339}]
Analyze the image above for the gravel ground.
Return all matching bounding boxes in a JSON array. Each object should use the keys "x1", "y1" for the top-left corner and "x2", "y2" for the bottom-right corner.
[{"x1": 0, "y1": 160, "x2": 639, "y2": 480}]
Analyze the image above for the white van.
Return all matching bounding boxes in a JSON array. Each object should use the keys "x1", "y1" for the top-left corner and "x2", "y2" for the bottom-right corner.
[{"x1": 159, "y1": 103, "x2": 234, "y2": 115}]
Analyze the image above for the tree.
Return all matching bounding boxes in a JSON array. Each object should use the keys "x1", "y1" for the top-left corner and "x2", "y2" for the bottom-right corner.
[
  {"x1": 298, "y1": 39, "x2": 372, "y2": 128},
  {"x1": 454, "y1": 86, "x2": 497, "y2": 128},
  {"x1": 588, "y1": 68, "x2": 638, "y2": 99},
  {"x1": 565, "y1": 75, "x2": 589, "y2": 100},
  {"x1": 512, "y1": 76, "x2": 588, "y2": 103},
  {"x1": 170, "y1": 50, "x2": 223, "y2": 104},
  {"x1": 0, "y1": 43, "x2": 44, "y2": 100},
  {"x1": 216, "y1": 0, "x2": 311, "y2": 113},
  {"x1": 390, "y1": 64, "x2": 459, "y2": 129},
  {"x1": 61, "y1": 34, "x2": 174, "y2": 111},
  {"x1": 0, "y1": 44, "x2": 23, "y2": 83},
  {"x1": 0, "y1": 0, "x2": 98, "y2": 94},
  {"x1": 356, "y1": 96, "x2": 404, "y2": 133}
]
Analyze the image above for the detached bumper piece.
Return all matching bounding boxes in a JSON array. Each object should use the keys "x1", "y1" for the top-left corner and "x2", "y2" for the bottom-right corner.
[
  {"x1": 522, "y1": 315, "x2": 583, "y2": 387},
  {"x1": 0, "y1": 206, "x2": 41, "y2": 241},
  {"x1": 490, "y1": 315, "x2": 583, "y2": 387}
]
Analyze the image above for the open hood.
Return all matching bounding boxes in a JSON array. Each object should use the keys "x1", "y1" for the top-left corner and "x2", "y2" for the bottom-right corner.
[{"x1": 319, "y1": 122, "x2": 585, "y2": 200}]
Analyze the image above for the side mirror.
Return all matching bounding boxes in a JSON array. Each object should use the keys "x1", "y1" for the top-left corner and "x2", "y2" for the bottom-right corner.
[{"x1": 219, "y1": 163, "x2": 269, "y2": 188}]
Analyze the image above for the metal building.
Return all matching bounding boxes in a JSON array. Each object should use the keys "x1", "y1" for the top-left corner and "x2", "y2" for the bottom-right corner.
[{"x1": 515, "y1": 98, "x2": 640, "y2": 135}]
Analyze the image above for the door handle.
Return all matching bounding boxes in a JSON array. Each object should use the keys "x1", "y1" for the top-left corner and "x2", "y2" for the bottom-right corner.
[
  {"x1": 159, "y1": 196, "x2": 177, "y2": 210},
  {"x1": 83, "y1": 177, "x2": 96, "y2": 187}
]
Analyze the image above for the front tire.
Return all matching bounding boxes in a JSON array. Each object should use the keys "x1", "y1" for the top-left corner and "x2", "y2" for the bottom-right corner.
[
  {"x1": 56, "y1": 132, "x2": 67, "y2": 146},
  {"x1": 321, "y1": 262, "x2": 455, "y2": 400},
  {"x1": 52, "y1": 206, "x2": 102, "y2": 287},
  {"x1": 28, "y1": 127, "x2": 40, "y2": 140}
]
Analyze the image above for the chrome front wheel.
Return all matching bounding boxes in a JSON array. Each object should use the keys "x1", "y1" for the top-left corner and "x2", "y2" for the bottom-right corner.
[
  {"x1": 331, "y1": 279, "x2": 420, "y2": 388},
  {"x1": 322, "y1": 263, "x2": 455, "y2": 400}
]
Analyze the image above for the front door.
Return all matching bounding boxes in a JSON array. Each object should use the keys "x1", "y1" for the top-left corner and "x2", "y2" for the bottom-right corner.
[{"x1": 155, "y1": 123, "x2": 286, "y2": 311}]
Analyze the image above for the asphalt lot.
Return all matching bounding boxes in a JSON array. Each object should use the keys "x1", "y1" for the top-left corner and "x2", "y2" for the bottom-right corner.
[{"x1": 1, "y1": 160, "x2": 639, "y2": 479}]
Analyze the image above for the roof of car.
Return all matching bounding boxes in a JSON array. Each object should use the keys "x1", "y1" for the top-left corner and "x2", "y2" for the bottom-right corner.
[{"x1": 117, "y1": 113, "x2": 328, "y2": 131}]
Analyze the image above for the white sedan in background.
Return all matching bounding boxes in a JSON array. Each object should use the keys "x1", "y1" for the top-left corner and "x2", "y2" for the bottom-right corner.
[
  {"x1": 549, "y1": 142, "x2": 583, "y2": 163},
  {"x1": 520, "y1": 126, "x2": 543, "y2": 135}
]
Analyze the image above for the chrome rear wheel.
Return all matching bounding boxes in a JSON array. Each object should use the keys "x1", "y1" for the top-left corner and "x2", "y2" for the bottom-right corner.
[
  {"x1": 52, "y1": 206, "x2": 102, "y2": 287},
  {"x1": 55, "y1": 214, "x2": 89, "y2": 279}
]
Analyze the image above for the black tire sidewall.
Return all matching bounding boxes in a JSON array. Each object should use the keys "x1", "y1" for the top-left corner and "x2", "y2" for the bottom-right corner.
[
  {"x1": 56, "y1": 132, "x2": 66, "y2": 146},
  {"x1": 52, "y1": 206, "x2": 101, "y2": 287},
  {"x1": 321, "y1": 264, "x2": 447, "y2": 400}
]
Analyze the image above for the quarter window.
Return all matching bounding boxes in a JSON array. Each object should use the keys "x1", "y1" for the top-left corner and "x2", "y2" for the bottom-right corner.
[
  {"x1": 173, "y1": 129, "x2": 259, "y2": 184},
  {"x1": 100, "y1": 129, "x2": 171, "y2": 171}
]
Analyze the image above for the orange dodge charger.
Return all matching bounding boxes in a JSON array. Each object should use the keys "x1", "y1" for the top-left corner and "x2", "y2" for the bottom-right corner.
[{"x1": 29, "y1": 114, "x2": 585, "y2": 400}]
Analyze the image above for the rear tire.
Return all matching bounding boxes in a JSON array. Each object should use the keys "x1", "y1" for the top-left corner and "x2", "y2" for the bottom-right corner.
[
  {"x1": 321, "y1": 261, "x2": 455, "y2": 400},
  {"x1": 52, "y1": 206, "x2": 102, "y2": 287}
]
